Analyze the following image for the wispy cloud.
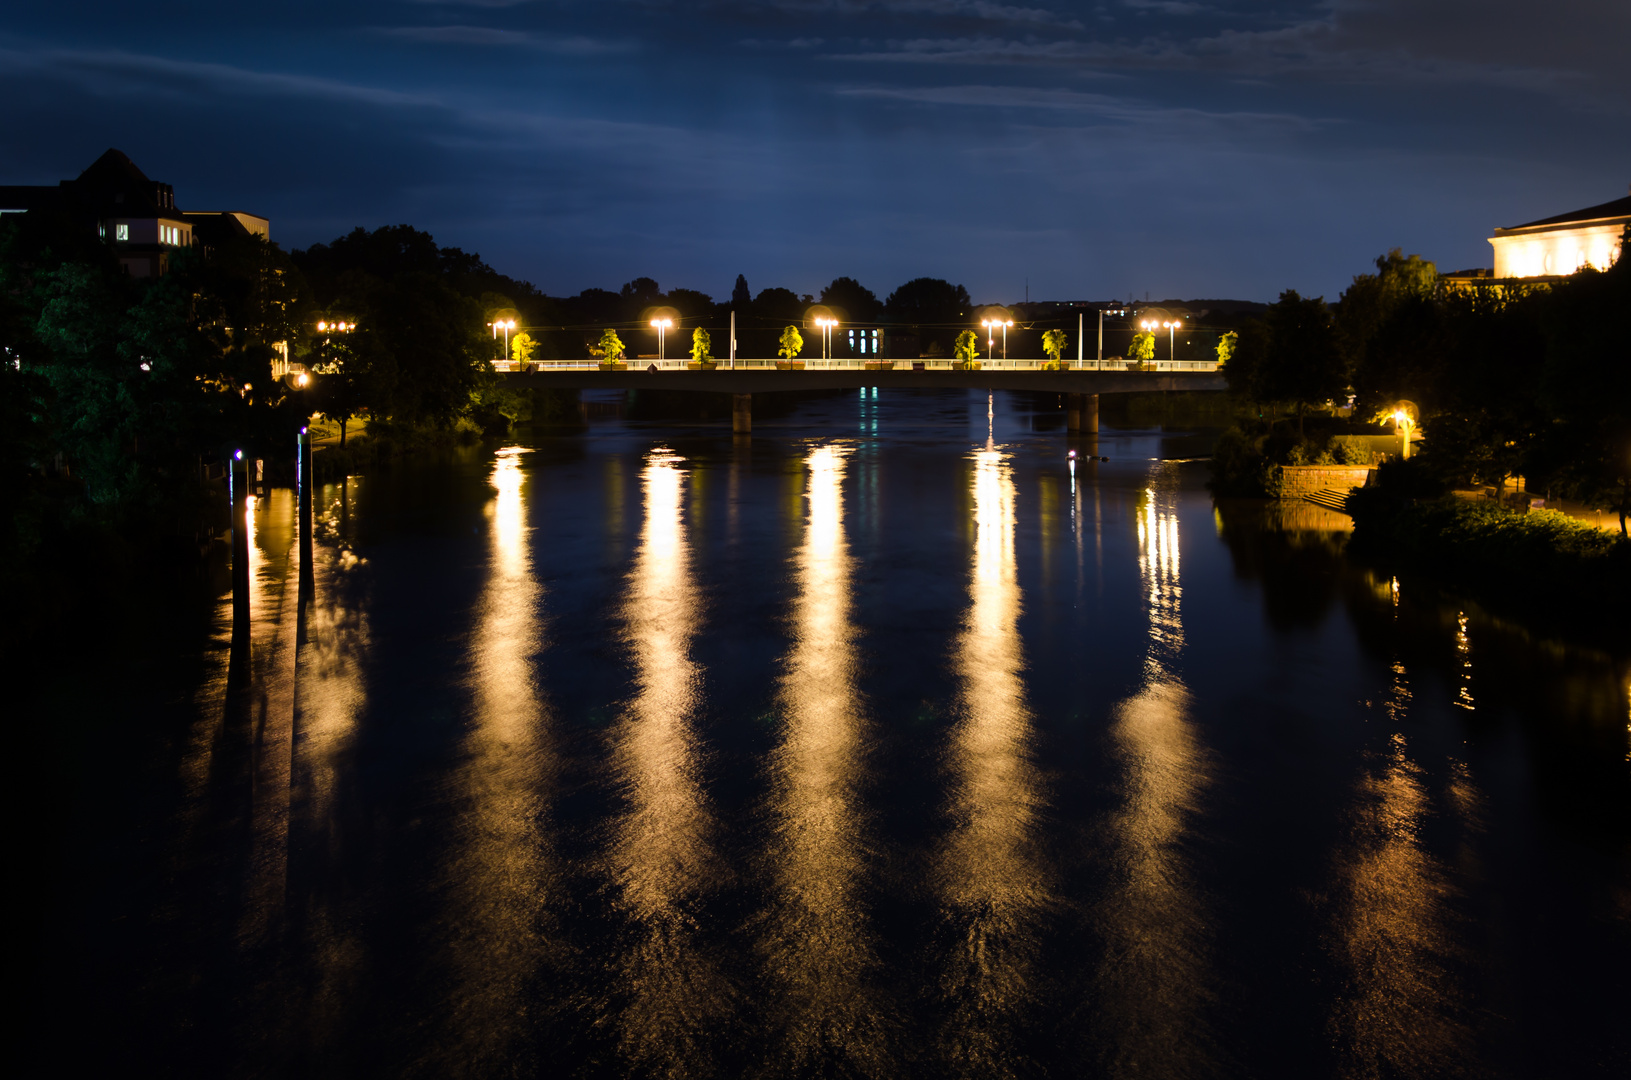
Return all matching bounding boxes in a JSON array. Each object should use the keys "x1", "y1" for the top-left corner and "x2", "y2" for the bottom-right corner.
[
  {"x1": 838, "y1": 83, "x2": 1322, "y2": 133},
  {"x1": 0, "y1": 46, "x2": 443, "y2": 107},
  {"x1": 377, "y1": 25, "x2": 635, "y2": 53}
]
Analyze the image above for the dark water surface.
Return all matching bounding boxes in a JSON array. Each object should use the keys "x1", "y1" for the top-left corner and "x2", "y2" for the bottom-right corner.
[{"x1": 34, "y1": 390, "x2": 1630, "y2": 1078}]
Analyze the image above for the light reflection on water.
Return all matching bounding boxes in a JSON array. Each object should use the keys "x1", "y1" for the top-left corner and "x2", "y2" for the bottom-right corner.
[
  {"x1": 439, "y1": 446, "x2": 558, "y2": 1069},
  {"x1": 759, "y1": 443, "x2": 886, "y2": 1073},
  {"x1": 54, "y1": 405, "x2": 1630, "y2": 1079},
  {"x1": 934, "y1": 443, "x2": 1053, "y2": 1073},
  {"x1": 1091, "y1": 466, "x2": 1216, "y2": 1072},
  {"x1": 605, "y1": 448, "x2": 730, "y2": 1075}
]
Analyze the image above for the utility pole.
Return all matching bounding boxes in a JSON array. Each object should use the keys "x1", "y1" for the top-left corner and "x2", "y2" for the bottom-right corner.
[
  {"x1": 1097, "y1": 309, "x2": 1104, "y2": 367},
  {"x1": 729, "y1": 309, "x2": 736, "y2": 368},
  {"x1": 1077, "y1": 311, "x2": 1083, "y2": 369}
]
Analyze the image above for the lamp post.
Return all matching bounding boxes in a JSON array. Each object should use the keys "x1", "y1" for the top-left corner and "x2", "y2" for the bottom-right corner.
[
  {"x1": 813, "y1": 317, "x2": 836, "y2": 361},
  {"x1": 981, "y1": 320, "x2": 994, "y2": 361},
  {"x1": 1001, "y1": 319, "x2": 1013, "y2": 361},
  {"x1": 490, "y1": 318, "x2": 516, "y2": 362},
  {"x1": 650, "y1": 317, "x2": 672, "y2": 361},
  {"x1": 1392, "y1": 409, "x2": 1415, "y2": 459},
  {"x1": 1163, "y1": 319, "x2": 1181, "y2": 365}
]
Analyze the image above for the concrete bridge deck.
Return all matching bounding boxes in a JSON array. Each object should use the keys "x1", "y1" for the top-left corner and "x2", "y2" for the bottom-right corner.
[{"x1": 498, "y1": 361, "x2": 1226, "y2": 395}]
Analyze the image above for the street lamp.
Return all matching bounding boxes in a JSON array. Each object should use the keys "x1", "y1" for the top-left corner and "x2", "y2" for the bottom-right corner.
[
  {"x1": 981, "y1": 319, "x2": 994, "y2": 361},
  {"x1": 813, "y1": 316, "x2": 837, "y2": 360},
  {"x1": 650, "y1": 317, "x2": 672, "y2": 361},
  {"x1": 1001, "y1": 319, "x2": 1013, "y2": 361},
  {"x1": 1163, "y1": 319, "x2": 1181, "y2": 365},
  {"x1": 490, "y1": 318, "x2": 517, "y2": 361}
]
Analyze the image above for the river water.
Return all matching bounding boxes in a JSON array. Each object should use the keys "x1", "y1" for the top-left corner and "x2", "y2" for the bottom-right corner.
[{"x1": 36, "y1": 390, "x2": 1630, "y2": 1078}]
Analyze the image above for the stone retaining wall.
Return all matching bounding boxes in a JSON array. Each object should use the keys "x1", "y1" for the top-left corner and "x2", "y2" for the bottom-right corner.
[{"x1": 1275, "y1": 465, "x2": 1376, "y2": 499}]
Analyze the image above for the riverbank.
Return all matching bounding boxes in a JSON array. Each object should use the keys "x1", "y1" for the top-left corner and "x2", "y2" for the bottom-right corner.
[{"x1": 1347, "y1": 489, "x2": 1631, "y2": 646}]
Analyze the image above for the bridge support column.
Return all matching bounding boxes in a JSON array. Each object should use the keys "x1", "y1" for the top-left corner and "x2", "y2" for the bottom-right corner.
[
  {"x1": 1066, "y1": 393, "x2": 1100, "y2": 434},
  {"x1": 732, "y1": 393, "x2": 751, "y2": 434}
]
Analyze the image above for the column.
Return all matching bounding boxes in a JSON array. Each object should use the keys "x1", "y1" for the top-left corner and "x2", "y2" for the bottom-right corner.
[{"x1": 733, "y1": 393, "x2": 752, "y2": 434}]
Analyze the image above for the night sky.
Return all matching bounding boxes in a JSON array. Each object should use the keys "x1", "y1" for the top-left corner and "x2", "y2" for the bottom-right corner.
[{"x1": 3, "y1": 1, "x2": 1627, "y2": 303}]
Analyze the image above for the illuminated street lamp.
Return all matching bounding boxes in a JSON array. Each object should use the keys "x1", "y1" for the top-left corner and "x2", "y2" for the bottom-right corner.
[
  {"x1": 490, "y1": 318, "x2": 517, "y2": 359},
  {"x1": 1139, "y1": 318, "x2": 1182, "y2": 365},
  {"x1": 650, "y1": 317, "x2": 672, "y2": 361},
  {"x1": 813, "y1": 316, "x2": 837, "y2": 360},
  {"x1": 980, "y1": 319, "x2": 994, "y2": 361}
]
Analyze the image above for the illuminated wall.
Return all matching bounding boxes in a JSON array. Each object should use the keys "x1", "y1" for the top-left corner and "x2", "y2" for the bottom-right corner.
[{"x1": 1490, "y1": 222, "x2": 1623, "y2": 278}]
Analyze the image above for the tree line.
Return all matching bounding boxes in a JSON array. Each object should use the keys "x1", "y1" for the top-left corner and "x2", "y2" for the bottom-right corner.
[{"x1": 1214, "y1": 243, "x2": 1630, "y2": 529}]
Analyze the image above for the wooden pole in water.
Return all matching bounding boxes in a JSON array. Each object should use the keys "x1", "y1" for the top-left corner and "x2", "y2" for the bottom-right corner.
[
  {"x1": 299, "y1": 427, "x2": 314, "y2": 598},
  {"x1": 231, "y1": 449, "x2": 250, "y2": 656}
]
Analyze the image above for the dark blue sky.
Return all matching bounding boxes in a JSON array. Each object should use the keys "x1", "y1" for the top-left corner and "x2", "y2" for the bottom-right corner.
[{"x1": 3, "y1": 1, "x2": 1627, "y2": 303}]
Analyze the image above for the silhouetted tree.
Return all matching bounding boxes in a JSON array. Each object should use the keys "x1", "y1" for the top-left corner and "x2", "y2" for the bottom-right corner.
[
  {"x1": 731, "y1": 274, "x2": 751, "y2": 308},
  {"x1": 819, "y1": 277, "x2": 882, "y2": 323}
]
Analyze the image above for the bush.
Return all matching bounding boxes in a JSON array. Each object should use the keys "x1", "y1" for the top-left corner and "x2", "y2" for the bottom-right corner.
[{"x1": 1349, "y1": 493, "x2": 1631, "y2": 643}]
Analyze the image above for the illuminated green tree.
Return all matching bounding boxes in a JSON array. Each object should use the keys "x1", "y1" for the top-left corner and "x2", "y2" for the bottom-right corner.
[
  {"x1": 1128, "y1": 331, "x2": 1156, "y2": 363},
  {"x1": 690, "y1": 326, "x2": 712, "y2": 362},
  {"x1": 1216, "y1": 331, "x2": 1238, "y2": 365},
  {"x1": 954, "y1": 329, "x2": 979, "y2": 363},
  {"x1": 510, "y1": 331, "x2": 537, "y2": 365},
  {"x1": 1042, "y1": 329, "x2": 1067, "y2": 364},
  {"x1": 778, "y1": 324, "x2": 804, "y2": 360},
  {"x1": 598, "y1": 328, "x2": 624, "y2": 363}
]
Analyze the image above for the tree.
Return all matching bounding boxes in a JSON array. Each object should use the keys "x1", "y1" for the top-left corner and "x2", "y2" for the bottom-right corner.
[
  {"x1": 1128, "y1": 331, "x2": 1155, "y2": 363},
  {"x1": 1255, "y1": 290, "x2": 1346, "y2": 438},
  {"x1": 884, "y1": 277, "x2": 972, "y2": 355},
  {"x1": 819, "y1": 277, "x2": 882, "y2": 322},
  {"x1": 1041, "y1": 329, "x2": 1067, "y2": 365},
  {"x1": 753, "y1": 287, "x2": 804, "y2": 321},
  {"x1": 731, "y1": 274, "x2": 751, "y2": 308},
  {"x1": 1216, "y1": 331, "x2": 1238, "y2": 365},
  {"x1": 778, "y1": 325, "x2": 804, "y2": 360},
  {"x1": 511, "y1": 332, "x2": 537, "y2": 365},
  {"x1": 954, "y1": 329, "x2": 979, "y2": 364},
  {"x1": 598, "y1": 328, "x2": 625, "y2": 363},
  {"x1": 690, "y1": 327, "x2": 712, "y2": 362}
]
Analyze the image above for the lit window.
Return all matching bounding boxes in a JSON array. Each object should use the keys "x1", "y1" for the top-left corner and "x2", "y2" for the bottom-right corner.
[{"x1": 115, "y1": 223, "x2": 129, "y2": 241}]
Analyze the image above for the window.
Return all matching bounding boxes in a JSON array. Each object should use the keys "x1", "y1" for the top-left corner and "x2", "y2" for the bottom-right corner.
[{"x1": 115, "y1": 223, "x2": 128, "y2": 241}]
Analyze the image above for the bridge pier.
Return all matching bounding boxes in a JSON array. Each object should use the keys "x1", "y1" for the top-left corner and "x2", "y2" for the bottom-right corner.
[
  {"x1": 732, "y1": 393, "x2": 751, "y2": 434},
  {"x1": 1066, "y1": 393, "x2": 1099, "y2": 434}
]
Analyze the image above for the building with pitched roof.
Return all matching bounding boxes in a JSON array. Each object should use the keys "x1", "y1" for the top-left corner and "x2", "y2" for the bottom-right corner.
[
  {"x1": 1489, "y1": 190, "x2": 1629, "y2": 279},
  {"x1": 0, "y1": 149, "x2": 269, "y2": 278}
]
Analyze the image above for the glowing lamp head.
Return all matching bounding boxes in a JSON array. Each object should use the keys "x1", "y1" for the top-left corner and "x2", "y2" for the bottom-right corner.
[
  {"x1": 317, "y1": 321, "x2": 327, "y2": 332},
  {"x1": 235, "y1": 449, "x2": 243, "y2": 460}
]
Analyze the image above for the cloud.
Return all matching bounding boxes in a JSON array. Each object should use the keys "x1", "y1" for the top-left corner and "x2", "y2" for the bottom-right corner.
[
  {"x1": 377, "y1": 25, "x2": 635, "y2": 53},
  {"x1": 830, "y1": 36, "x2": 1107, "y2": 65},
  {"x1": 837, "y1": 83, "x2": 1323, "y2": 134},
  {"x1": 0, "y1": 46, "x2": 443, "y2": 107}
]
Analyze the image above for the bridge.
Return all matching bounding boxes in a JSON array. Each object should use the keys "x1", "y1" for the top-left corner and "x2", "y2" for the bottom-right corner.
[{"x1": 498, "y1": 358, "x2": 1227, "y2": 433}]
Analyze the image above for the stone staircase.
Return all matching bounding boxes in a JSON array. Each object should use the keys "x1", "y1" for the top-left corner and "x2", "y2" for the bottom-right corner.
[{"x1": 1304, "y1": 487, "x2": 1354, "y2": 513}]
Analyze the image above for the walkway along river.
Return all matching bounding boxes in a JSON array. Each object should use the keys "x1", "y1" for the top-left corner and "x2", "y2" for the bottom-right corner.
[{"x1": 27, "y1": 388, "x2": 1629, "y2": 1078}]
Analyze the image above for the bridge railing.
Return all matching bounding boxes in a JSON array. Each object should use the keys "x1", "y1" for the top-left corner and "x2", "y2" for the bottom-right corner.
[{"x1": 494, "y1": 358, "x2": 1220, "y2": 373}]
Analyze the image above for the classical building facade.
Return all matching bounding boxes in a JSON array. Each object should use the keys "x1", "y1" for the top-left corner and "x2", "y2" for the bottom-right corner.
[
  {"x1": 1488, "y1": 189, "x2": 1629, "y2": 279},
  {"x1": 0, "y1": 149, "x2": 269, "y2": 278}
]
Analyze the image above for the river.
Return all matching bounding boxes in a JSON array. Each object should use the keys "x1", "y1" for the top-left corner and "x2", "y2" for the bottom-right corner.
[{"x1": 30, "y1": 389, "x2": 1630, "y2": 1078}]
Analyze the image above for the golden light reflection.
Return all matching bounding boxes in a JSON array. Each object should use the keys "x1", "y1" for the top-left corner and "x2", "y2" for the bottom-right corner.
[
  {"x1": 1328, "y1": 733, "x2": 1471, "y2": 1076},
  {"x1": 607, "y1": 448, "x2": 728, "y2": 1074},
  {"x1": 1454, "y1": 612, "x2": 1475, "y2": 711},
  {"x1": 761, "y1": 443, "x2": 885, "y2": 1069},
  {"x1": 242, "y1": 488, "x2": 299, "y2": 944},
  {"x1": 1092, "y1": 469, "x2": 1214, "y2": 1071},
  {"x1": 934, "y1": 444, "x2": 1051, "y2": 1065}
]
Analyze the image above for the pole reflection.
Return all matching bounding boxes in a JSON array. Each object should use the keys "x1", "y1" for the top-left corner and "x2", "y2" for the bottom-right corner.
[
  {"x1": 606, "y1": 448, "x2": 728, "y2": 1075},
  {"x1": 1091, "y1": 469, "x2": 1215, "y2": 1071},
  {"x1": 934, "y1": 443, "x2": 1052, "y2": 1070},
  {"x1": 438, "y1": 446, "x2": 558, "y2": 1068},
  {"x1": 761, "y1": 444, "x2": 885, "y2": 1072}
]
